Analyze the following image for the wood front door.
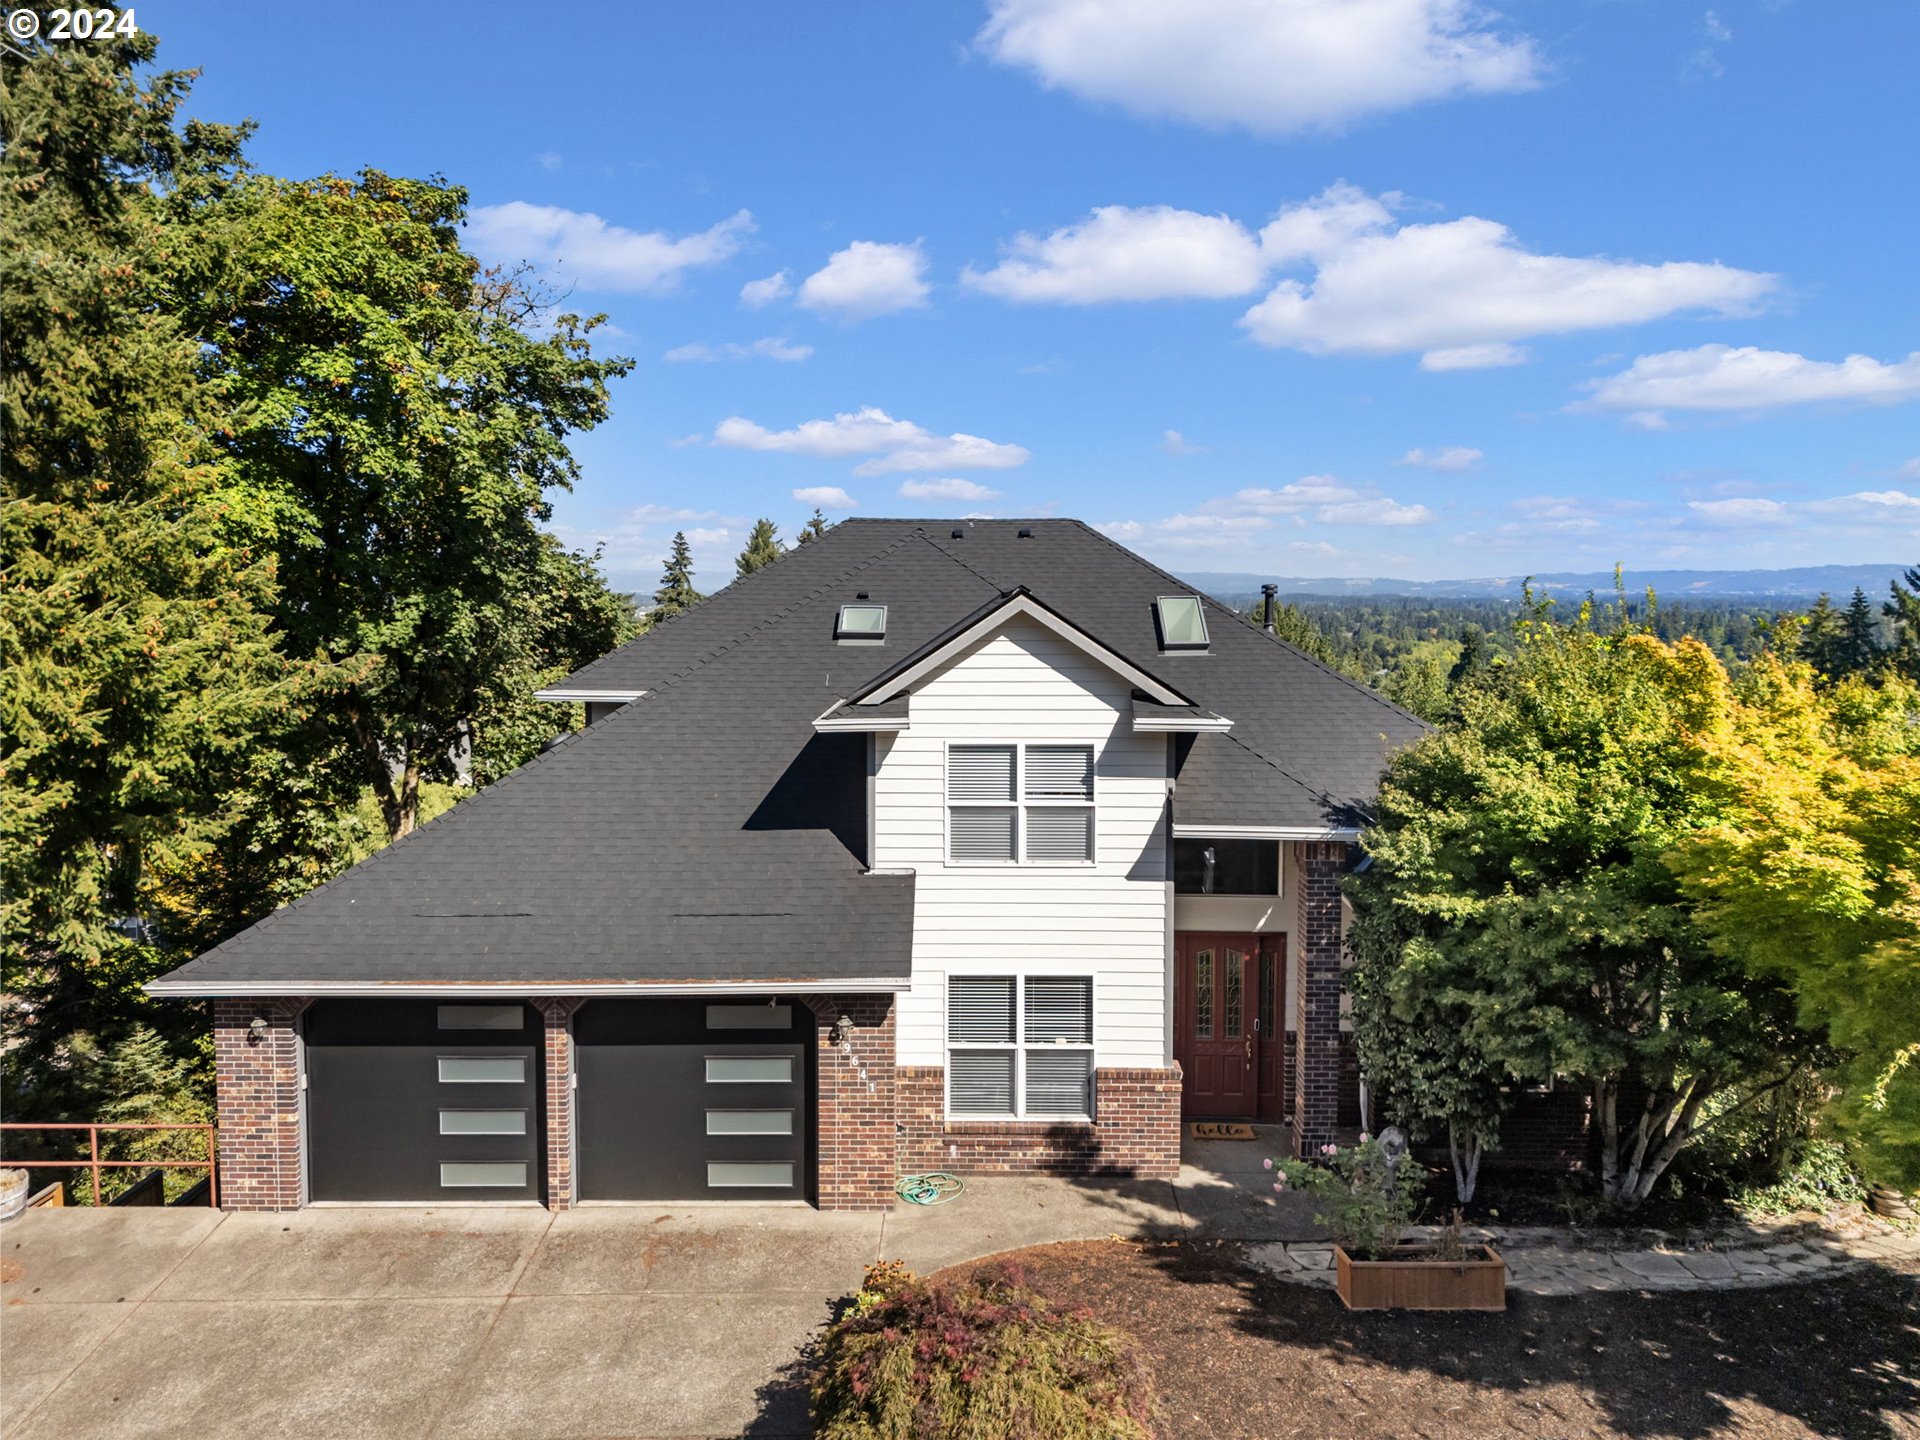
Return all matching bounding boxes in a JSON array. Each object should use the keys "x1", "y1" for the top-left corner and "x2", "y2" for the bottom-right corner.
[{"x1": 1174, "y1": 933, "x2": 1258, "y2": 1118}]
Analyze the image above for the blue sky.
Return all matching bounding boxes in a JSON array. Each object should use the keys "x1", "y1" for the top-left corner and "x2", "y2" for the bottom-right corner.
[{"x1": 161, "y1": 0, "x2": 1917, "y2": 590}]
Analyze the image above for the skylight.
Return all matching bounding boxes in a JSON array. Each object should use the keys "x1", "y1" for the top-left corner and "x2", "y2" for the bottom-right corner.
[
  {"x1": 1154, "y1": 595, "x2": 1209, "y2": 651},
  {"x1": 835, "y1": 603, "x2": 888, "y2": 641}
]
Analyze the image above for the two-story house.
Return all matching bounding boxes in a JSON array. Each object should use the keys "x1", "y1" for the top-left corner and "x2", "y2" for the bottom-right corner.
[{"x1": 149, "y1": 519, "x2": 1426, "y2": 1211}]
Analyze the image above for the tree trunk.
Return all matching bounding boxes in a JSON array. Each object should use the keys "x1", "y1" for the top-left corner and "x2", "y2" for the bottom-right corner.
[
  {"x1": 1447, "y1": 1125, "x2": 1483, "y2": 1204},
  {"x1": 1598, "y1": 1076, "x2": 1714, "y2": 1210},
  {"x1": 393, "y1": 757, "x2": 421, "y2": 840}
]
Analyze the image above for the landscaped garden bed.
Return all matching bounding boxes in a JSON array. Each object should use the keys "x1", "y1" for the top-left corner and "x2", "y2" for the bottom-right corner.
[{"x1": 940, "y1": 1239, "x2": 1920, "y2": 1440}]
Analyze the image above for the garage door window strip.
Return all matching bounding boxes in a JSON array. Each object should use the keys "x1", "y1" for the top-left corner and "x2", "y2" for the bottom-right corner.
[{"x1": 437, "y1": 1055, "x2": 526, "y2": 1083}]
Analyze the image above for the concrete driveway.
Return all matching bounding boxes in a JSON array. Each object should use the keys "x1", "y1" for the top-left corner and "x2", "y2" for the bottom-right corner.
[{"x1": 1, "y1": 1128, "x2": 1315, "y2": 1439}]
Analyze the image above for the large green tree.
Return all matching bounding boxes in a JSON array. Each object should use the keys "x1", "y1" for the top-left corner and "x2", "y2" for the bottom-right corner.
[
  {"x1": 0, "y1": 36, "x2": 309, "y2": 1098},
  {"x1": 652, "y1": 531, "x2": 701, "y2": 620},
  {"x1": 183, "y1": 170, "x2": 632, "y2": 841},
  {"x1": 1348, "y1": 602, "x2": 1815, "y2": 1209},
  {"x1": 1669, "y1": 655, "x2": 1920, "y2": 1186},
  {"x1": 734, "y1": 517, "x2": 783, "y2": 579}
]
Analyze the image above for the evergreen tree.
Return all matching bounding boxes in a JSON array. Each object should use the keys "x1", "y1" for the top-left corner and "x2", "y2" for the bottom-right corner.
[
  {"x1": 794, "y1": 508, "x2": 829, "y2": 545},
  {"x1": 735, "y1": 518, "x2": 783, "y2": 579},
  {"x1": 1885, "y1": 567, "x2": 1920, "y2": 681},
  {"x1": 652, "y1": 532, "x2": 701, "y2": 620},
  {"x1": 1446, "y1": 625, "x2": 1492, "y2": 691},
  {"x1": 1838, "y1": 587, "x2": 1881, "y2": 676},
  {"x1": 1799, "y1": 594, "x2": 1844, "y2": 677},
  {"x1": 0, "y1": 36, "x2": 307, "y2": 1098}
]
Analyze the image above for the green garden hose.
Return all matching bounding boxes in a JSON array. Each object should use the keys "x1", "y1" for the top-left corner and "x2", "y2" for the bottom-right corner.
[{"x1": 896, "y1": 1171, "x2": 965, "y2": 1205}]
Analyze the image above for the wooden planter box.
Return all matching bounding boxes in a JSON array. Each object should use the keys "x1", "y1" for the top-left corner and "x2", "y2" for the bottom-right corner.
[{"x1": 1335, "y1": 1244, "x2": 1507, "y2": 1311}]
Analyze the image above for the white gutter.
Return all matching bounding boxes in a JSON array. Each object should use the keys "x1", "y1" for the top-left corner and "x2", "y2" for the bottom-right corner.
[
  {"x1": 1132, "y1": 714, "x2": 1233, "y2": 734},
  {"x1": 1170, "y1": 824, "x2": 1362, "y2": 841},
  {"x1": 144, "y1": 978, "x2": 913, "y2": 998},
  {"x1": 532, "y1": 688, "x2": 645, "y2": 704},
  {"x1": 811, "y1": 704, "x2": 910, "y2": 734}
]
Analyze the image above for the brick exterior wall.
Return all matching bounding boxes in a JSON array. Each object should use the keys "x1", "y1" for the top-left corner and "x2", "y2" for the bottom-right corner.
[
  {"x1": 1291, "y1": 841, "x2": 1348, "y2": 1156},
  {"x1": 533, "y1": 998, "x2": 582, "y2": 1209},
  {"x1": 803, "y1": 994, "x2": 898, "y2": 1210},
  {"x1": 212, "y1": 997, "x2": 307, "y2": 1211},
  {"x1": 896, "y1": 1065, "x2": 1182, "y2": 1179}
]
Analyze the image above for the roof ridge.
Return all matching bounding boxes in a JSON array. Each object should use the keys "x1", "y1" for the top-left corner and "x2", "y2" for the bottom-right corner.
[{"x1": 1063, "y1": 518, "x2": 1430, "y2": 731}]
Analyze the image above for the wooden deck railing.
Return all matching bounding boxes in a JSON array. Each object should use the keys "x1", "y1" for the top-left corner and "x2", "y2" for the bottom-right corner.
[{"x1": 0, "y1": 1123, "x2": 218, "y2": 1208}]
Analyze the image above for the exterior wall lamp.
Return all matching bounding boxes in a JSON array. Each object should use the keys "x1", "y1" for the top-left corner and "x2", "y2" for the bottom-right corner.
[{"x1": 246, "y1": 1015, "x2": 269, "y2": 1046}]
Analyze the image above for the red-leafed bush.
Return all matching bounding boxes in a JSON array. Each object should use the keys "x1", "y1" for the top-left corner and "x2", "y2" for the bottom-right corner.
[{"x1": 811, "y1": 1260, "x2": 1157, "y2": 1440}]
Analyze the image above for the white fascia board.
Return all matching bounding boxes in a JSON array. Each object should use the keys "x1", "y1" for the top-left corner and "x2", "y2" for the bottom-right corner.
[
  {"x1": 857, "y1": 594, "x2": 1187, "y2": 707},
  {"x1": 811, "y1": 705, "x2": 910, "y2": 734},
  {"x1": 144, "y1": 977, "x2": 911, "y2": 998},
  {"x1": 1132, "y1": 714, "x2": 1234, "y2": 734},
  {"x1": 1171, "y1": 824, "x2": 1362, "y2": 841},
  {"x1": 532, "y1": 688, "x2": 646, "y2": 704}
]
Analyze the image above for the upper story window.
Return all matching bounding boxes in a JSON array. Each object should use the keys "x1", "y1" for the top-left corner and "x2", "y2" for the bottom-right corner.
[
  {"x1": 835, "y1": 603, "x2": 888, "y2": 642},
  {"x1": 946, "y1": 743, "x2": 1094, "y2": 865},
  {"x1": 1154, "y1": 595, "x2": 1209, "y2": 651},
  {"x1": 1174, "y1": 839, "x2": 1279, "y2": 895}
]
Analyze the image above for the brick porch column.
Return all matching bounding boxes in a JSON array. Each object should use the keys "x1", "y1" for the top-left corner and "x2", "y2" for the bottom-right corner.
[
  {"x1": 1290, "y1": 842, "x2": 1348, "y2": 1155},
  {"x1": 804, "y1": 995, "x2": 897, "y2": 1210},
  {"x1": 533, "y1": 998, "x2": 583, "y2": 1210},
  {"x1": 212, "y1": 997, "x2": 307, "y2": 1211}
]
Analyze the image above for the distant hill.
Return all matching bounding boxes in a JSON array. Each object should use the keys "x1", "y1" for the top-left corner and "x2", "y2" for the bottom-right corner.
[{"x1": 1181, "y1": 564, "x2": 1911, "y2": 605}]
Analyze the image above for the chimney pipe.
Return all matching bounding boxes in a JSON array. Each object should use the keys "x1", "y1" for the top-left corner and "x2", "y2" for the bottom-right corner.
[{"x1": 1260, "y1": 582, "x2": 1279, "y2": 636}]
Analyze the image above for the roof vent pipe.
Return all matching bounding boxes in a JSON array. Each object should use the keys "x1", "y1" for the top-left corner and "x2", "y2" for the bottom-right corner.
[
  {"x1": 1261, "y1": 583, "x2": 1279, "y2": 636},
  {"x1": 1017, "y1": 527, "x2": 1033, "y2": 538},
  {"x1": 951, "y1": 528, "x2": 965, "y2": 539}
]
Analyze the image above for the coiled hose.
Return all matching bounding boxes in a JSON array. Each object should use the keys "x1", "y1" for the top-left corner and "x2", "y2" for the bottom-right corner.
[{"x1": 895, "y1": 1171, "x2": 965, "y2": 1205}]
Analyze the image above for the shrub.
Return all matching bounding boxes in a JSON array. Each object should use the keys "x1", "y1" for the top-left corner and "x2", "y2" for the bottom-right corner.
[
  {"x1": 811, "y1": 1260, "x2": 1156, "y2": 1440},
  {"x1": 1734, "y1": 1139, "x2": 1867, "y2": 1217},
  {"x1": 1271, "y1": 1136, "x2": 1423, "y2": 1258}
]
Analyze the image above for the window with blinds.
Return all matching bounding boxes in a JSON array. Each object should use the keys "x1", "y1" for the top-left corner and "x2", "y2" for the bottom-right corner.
[
  {"x1": 946, "y1": 743, "x2": 1094, "y2": 865},
  {"x1": 946, "y1": 975, "x2": 1094, "y2": 1118}
]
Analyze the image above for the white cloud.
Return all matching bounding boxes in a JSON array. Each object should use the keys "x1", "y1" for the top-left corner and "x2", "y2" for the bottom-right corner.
[
  {"x1": 1161, "y1": 429, "x2": 1205, "y2": 456},
  {"x1": 1901, "y1": 458, "x2": 1920, "y2": 480},
  {"x1": 1241, "y1": 188, "x2": 1774, "y2": 365},
  {"x1": 1805, "y1": 489, "x2": 1920, "y2": 518},
  {"x1": 797, "y1": 241, "x2": 930, "y2": 319},
  {"x1": 465, "y1": 204, "x2": 754, "y2": 293},
  {"x1": 1584, "y1": 345, "x2": 1920, "y2": 421},
  {"x1": 1397, "y1": 445, "x2": 1482, "y2": 470},
  {"x1": 793, "y1": 486, "x2": 856, "y2": 509},
  {"x1": 535, "y1": 151, "x2": 563, "y2": 172},
  {"x1": 662, "y1": 337, "x2": 813, "y2": 364},
  {"x1": 740, "y1": 270, "x2": 792, "y2": 308},
  {"x1": 899, "y1": 478, "x2": 1003, "y2": 501},
  {"x1": 713, "y1": 407, "x2": 1030, "y2": 476},
  {"x1": 1208, "y1": 477, "x2": 1436, "y2": 527},
  {"x1": 978, "y1": 0, "x2": 1542, "y2": 136},
  {"x1": 964, "y1": 205, "x2": 1268, "y2": 303},
  {"x1": 1687, "y1": 497, "x2": 1792, "y2": 526},
  {"x1": 1685, "y1": 10, "x2": 1733, "y2": 81}
]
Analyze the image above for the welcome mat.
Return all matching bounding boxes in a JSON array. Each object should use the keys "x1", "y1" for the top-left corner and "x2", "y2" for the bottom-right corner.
[{"x1": 1187, "y1": 1121, "x2": 1258, "y2": 1141}]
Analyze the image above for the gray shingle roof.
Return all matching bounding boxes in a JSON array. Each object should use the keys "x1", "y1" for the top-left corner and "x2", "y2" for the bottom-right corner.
[{"x1": 154, "y1": 519, "x2": 1423, "y2": 992}]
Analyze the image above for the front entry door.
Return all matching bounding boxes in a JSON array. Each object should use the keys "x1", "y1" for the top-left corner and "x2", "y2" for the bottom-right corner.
[{"x1": 1175, "y1": 933, "x2": 1258, "y2": 1117}]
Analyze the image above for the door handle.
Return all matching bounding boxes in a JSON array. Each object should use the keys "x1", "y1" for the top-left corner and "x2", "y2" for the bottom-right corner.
[{"x1": 1244, "y1": 1036, "x2": 1253, "y2": 1061}]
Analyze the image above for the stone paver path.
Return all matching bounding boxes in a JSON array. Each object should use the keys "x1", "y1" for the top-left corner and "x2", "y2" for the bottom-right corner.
[{"x1": 1248, "y1": 1213, "x2": 1920, "y2": 1295}]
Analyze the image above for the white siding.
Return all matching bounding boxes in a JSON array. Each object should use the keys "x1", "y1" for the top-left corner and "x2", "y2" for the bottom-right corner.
[{"x1": 877, "y1": 617, "x2": 1173, "y2": 1070}]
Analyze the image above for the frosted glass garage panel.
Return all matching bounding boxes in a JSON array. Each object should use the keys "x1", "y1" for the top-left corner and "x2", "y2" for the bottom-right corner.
[
  {"x1": 705, "y1": 1110, "x2": 794, "y2": 1136},
  {"x1": 437, "y1": 1056, "x2": 526, "y2": 1084},
  {"x1": 436, "y1": 1005, "x2": 524, "y2": 1030},
  {"x1": 439, "y1": 1110, "x2": 527, "y2": 1135},
  {"x1": 707, "y1": 1162, "x2": 795, "y2": 1188},
  {"x1": 705, "y1": 1055, "x2": 793, "y2": 1084},
  {"x1": 439, "y1": 1162, "x2": 527, "y2": 1188},
  {"x1": 706, "y1": 1005, "x2": 792, "y2": 1029}
]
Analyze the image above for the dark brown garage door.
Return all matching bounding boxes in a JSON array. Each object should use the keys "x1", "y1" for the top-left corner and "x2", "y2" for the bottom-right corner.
[
  {"x1": 575, "y1": 999, "x2": 812, "y2": 1202},
  {"x1": 305, "y1": 1000, "x2": 543, "y2": 1202}
]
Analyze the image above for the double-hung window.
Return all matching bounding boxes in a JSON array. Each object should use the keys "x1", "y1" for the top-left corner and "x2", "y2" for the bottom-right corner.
[
  {"x1": 946, "y1": 976, "x2": 1094, "y2": 1118},
  {"x1": 946, "y1": 743, "x2": 1094, "y2": 864}
]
